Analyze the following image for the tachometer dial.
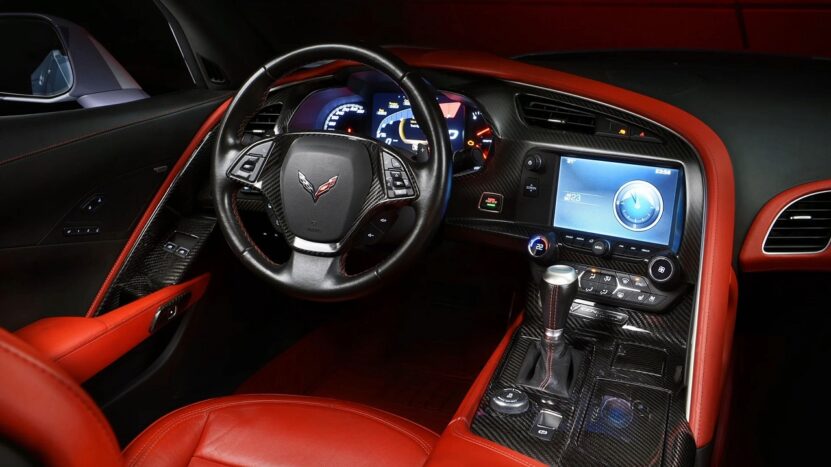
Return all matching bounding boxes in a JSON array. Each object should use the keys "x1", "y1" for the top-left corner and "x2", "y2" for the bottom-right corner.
[
  {"x1": 374, "y1": 94, "x2": 464, "y2": 152},
  {"x1": 613, "y1": 180, "x2": 664, "y2": 231},
  {"x1": 323, "y1": 103, "x2": 367, "y2": 134}
]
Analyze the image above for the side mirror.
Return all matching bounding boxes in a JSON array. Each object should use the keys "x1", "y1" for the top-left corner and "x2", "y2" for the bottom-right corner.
[
  {"x1": 0, "y1": 14, "x2": 148, "y2": 108},
  {"x1": 0, "y1": 16, "x2": 73, "y2": 99}
]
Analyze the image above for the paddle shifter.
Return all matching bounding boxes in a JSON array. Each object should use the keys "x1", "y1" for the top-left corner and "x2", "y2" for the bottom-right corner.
[{"x1": 518, "y1": 264, "x2": 584, "y2": 397}]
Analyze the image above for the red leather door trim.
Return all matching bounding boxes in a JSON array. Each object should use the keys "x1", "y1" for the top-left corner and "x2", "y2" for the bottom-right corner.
[
  {"x1": 16, "y1": 273, "x2": 210, "y2": 383},
  {"x1": 85, "y1": 99, "x2": 231, "y2": 317},
  {"x1": 740, "y1": 179, "x2": 831, "y2": 272}
]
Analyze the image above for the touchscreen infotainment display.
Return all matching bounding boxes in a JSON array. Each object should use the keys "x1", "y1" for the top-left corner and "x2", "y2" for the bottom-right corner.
[{"x1": 553, "y1": 156, "x2": 683, "y2": 247}]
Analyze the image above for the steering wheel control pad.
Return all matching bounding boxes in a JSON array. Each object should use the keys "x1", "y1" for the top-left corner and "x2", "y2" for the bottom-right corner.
[
  {"x1": 228, "y1": 140, "x2": 273, "y2": 184},
  {"x1": 279, "y1": 135, "x2": 372, "y2": 243}
]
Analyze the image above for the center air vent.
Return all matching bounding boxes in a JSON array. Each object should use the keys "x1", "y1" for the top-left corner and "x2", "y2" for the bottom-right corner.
[
  {"x1": 517, "y1": 94, "x2": 596, "y2": 134},
  {"x1": 242, "y1": 103, "x2": 283, "y2": 145},
  {"x1": 764, "y1": 191, "x2": 831, "y2": 253}
]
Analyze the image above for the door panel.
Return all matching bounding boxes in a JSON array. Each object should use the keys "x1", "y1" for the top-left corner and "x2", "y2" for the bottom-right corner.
[{"x1": 0, "y1": 90, "x2": 229, "y2": 329}]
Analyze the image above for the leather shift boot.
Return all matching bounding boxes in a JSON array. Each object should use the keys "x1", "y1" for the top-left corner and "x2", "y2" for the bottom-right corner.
[{"x1": 517, "y1": 339, "x2": 583, "y2": 398}]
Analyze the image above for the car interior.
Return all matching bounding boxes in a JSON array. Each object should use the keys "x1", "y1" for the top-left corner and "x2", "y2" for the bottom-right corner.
[{"x1": 1, "y1": 1, "x2": 830, "y2": 466}]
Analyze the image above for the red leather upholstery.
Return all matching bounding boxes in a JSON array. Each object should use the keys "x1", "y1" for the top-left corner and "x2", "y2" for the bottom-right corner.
[
  {"x1": 124, "y1": 395, "x2": 438, "y2": 467},
  {"x1": 1, "y1": 325, "x2": 438, "y2": 466},
  {"x1": 0, "y1": 329, "x2": 122, "y2": 467},
  {"x1": 16, "y1": 274, "x2": 210, "y2": 383}
]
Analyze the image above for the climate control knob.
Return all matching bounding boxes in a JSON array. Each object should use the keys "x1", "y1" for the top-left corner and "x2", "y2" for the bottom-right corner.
[
  {"x1": 647, "y1": 253, "x2": 682, "y2": 290},
  {"x1": 527, "y1": 233, "x2": 559, "y2": 264}
]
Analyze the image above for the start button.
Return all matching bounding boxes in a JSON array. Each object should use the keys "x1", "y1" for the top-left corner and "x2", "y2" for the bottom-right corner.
[{"x1": 478, "y1": 192, "x2": 503, "y2": 213}]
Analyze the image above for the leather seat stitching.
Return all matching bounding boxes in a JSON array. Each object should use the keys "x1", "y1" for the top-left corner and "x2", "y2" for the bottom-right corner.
[
  {"x1": 0, "y1": 342, "x2": 121, "y2": 461},
  {"x1": 128, "y1": 397, "x2": 436, "y2": 466}
]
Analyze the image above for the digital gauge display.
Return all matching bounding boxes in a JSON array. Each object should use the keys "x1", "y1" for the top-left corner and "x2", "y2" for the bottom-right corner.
[
  {"x1": 372, "y1": 93, "x2": 465, "y2": 152},
  {"x1": 323, "y1": 103, "x2": 367, "y2": 134}
]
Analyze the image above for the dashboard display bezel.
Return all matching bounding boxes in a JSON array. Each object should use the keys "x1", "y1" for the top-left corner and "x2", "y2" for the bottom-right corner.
[{"x1": 546, "y1": 152, "x2": 686, "y2": 253}]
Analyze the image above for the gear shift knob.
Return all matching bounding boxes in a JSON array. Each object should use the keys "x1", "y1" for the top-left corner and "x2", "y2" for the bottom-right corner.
[{"x1": 540, "y1": 264, "x2": 578, "y2": 342}]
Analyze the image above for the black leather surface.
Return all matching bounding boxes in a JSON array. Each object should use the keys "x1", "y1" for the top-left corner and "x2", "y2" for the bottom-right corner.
[
  {"x1": 0, "y1": 90, "x2": 229, "y2": 329},
  {"x1": 521, "y1": 51, "x2": 831, "y2": 259}
]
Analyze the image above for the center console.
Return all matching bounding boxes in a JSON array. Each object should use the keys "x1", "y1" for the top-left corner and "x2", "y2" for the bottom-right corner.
[
  {"x1": 521, "y1": 153, "x2": 688, "y2": 313},
  {"x1": 443, "y1": 84, "x2": 705, "y2": 467}
]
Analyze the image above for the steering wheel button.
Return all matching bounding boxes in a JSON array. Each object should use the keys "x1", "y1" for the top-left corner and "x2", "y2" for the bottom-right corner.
[{"x1": 247, "y1": 140, "x2": 273, "y2": 156}]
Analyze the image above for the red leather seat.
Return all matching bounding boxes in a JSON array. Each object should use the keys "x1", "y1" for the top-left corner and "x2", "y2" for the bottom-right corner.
[{"x1": 0, "y1": 329, "x2": 437, "y2": 466}]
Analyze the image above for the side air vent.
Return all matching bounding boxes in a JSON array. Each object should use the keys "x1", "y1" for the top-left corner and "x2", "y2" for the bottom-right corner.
[
  {"x1": 517, "y1": 94, "x2": 596, "y2": 134},
  {"x1": 764, "y1": 191, "x2": 831, "y2": 253},
  {"x1": 242, "y1": 103, "x2": 283, "y2": 145}
]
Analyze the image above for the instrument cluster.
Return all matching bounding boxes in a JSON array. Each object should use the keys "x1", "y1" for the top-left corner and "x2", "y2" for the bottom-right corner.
[{"x1": 288, "y1": 73, "x2": 494, "y2": 176}]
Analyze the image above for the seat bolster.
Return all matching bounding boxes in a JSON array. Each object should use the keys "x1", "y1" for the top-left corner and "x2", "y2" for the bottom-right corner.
[
  {"x1": 124, "y1": 395, "x2": 439, "y2": 467},
  {"x1": 0, "y1": 329, "x2": 122, "y2": 467}
]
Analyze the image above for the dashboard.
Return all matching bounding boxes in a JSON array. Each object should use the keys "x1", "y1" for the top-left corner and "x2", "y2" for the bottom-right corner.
[{"x1": 235, "y1": 57, "x2": 738, "y2": 467}]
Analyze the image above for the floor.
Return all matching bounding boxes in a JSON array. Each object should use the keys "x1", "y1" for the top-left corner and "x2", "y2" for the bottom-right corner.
[{"x1": 236, "y1": 242, "x2": 526, "y2": 432}]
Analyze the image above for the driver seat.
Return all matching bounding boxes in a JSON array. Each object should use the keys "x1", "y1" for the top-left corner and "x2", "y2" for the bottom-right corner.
[{"x1": 0, "y1": 329, "x2": 438, "y2": 466}]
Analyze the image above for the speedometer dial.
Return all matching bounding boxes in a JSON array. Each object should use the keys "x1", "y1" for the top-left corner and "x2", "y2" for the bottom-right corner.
[{"x1": 323, "y1": 103, "x2": 366, "y2": 134}]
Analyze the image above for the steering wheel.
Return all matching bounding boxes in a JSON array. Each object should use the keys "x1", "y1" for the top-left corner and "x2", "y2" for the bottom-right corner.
[{"x1": 212, "y1": 44, "x2": 452, "y2": 301}]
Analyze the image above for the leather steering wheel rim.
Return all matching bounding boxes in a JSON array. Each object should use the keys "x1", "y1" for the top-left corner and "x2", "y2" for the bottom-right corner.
[{"x1": 212, "y1": 44, "x2": 452, "y2": 301}]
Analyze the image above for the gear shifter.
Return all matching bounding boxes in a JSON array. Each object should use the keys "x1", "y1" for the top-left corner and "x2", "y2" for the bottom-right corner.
[
  {"x1": 539, "y1": 265, "x2": 578, "y2": 343},
  {"x1": 518, "y1": 264, "x2": 584, "y2": 397}
]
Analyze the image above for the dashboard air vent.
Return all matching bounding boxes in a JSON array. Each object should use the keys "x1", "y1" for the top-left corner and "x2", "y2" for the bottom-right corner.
[
  {"x1": 517, "y1": 94, "x2": 596, "y2": 134},
  {"x1": 242, "y1": 103, "x2": 283, "y2": 144},
  {"x1": 764, "y1": 191, "x2": 831, "y2": 253}
]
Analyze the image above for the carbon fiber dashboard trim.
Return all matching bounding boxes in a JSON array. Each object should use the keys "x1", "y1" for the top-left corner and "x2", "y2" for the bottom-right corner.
[{"x1": 469, "y1": 282, "x2": 695, "y2": 466}]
